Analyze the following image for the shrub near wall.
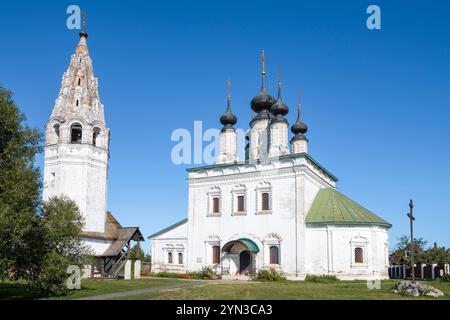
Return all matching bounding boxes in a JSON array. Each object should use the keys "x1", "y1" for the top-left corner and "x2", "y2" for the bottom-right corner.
[
  {"x1": 251, "y1": 269, "x2": 286, "y2": 282},
  {"x1": 304, "y1": 275, "x2": 340, "y2": 283}
]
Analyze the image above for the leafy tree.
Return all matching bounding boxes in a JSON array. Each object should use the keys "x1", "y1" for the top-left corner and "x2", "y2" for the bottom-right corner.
[
  {"x1": 0, "y1": 85, "x2": 43, "y2": 280},
  {"x1": 392, "y1": 235, "x2": 450, "y2": 266},
  {"x1": 391, "y1": 235, "x2": 427, "y2": 265},
  {"x1": 32, "y1": 196, "x2": 92, "y2": 295},
  {"x1": 129, "y1": 243, "x2": 145, "y2": 261},
  {"x1": 0, "y1": 85, "x2": 92, "y2": 296},
  {"x1": 416, "y1": 245, "x2": 450, "y2": 266}
]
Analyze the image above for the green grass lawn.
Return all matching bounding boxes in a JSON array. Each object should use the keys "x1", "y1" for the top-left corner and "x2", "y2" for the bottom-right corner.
[
  {"x1": 1, "y1": 278, "x2": 449, "y2": 300},
  {"x1": 0, "y1": 278, "x2": 181, "y2": 300},
  {"x1": 115, "y1": 279, "x2": 450, "y2": 300}
]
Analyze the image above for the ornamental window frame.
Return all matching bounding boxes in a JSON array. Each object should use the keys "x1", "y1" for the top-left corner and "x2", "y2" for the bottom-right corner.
[
  {"x1": 350, "y1": 236, "x2": 369, "y2": 268},
  {"x1": 263, "y1": 233, "x2": 282, "y2": 267},
  {"x1": 256, "y1": 182, "x2": 272, "y2": 215},
  {"x1": 205, "y1": 235, "x2": 221, "y2": 266},
  {"x1": 207, "y1": 187, "x2": 222, "y2": 216},
  {"x1": 231, "y1": 184, "x2": 247, "y2": 216}
]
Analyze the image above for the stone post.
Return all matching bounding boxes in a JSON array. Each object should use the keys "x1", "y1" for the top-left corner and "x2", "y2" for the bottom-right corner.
[
  {"x1": 445, "y1": 263, "x2": 449, "y2": 275},
  {"x1": 124, "y1": 259, "x2": 132, "y2": 280},
  {"x1": 402, "y1": 264, "x2": 406, "y2": 279},
  {"x1": 431, "y1": 263, "x2": 437, "y2": 279},
  {"x1": 134, "y1": 260, "x2": 141, "y2": 279},
  {"x1": 421, "y1": 264, "x2": 426, "y2": 280}
]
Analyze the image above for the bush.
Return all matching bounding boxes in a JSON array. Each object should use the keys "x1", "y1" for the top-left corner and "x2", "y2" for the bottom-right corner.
[
  {"x1": 154, "y1": 271, "x2": 180, "y2": 278},
  {"x1": 251, "y1": 268, "x2": 286, "y2": 281},
  {"x1": 304, "y1": 274, "x2": 340, "y2": 283},
  {"x1": 440, "y1": 274, "x2": 450, "y2": 283},
  {"x1": 152, "y1": 271, "x2": 194, "y2": 279},
  {"x1": 190, "y1": 267, "x2": 220, "y2": 280},
  {"x1": 30, "y1": 252, "x2": 72, "y2": 296}
]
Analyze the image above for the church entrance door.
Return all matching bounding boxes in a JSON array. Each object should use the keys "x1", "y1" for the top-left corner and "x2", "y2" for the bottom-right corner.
[{"x1": 239, "y1": 250, "x2": 251, "y2": 274}]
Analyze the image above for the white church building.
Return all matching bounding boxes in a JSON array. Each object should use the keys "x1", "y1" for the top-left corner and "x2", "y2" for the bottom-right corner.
[
  {"x1": 42, "y1": 25, "x2": 143, "y2": 277},
  {"x1": 150, "y1": 52, "x2": 392, "y2": 280}
]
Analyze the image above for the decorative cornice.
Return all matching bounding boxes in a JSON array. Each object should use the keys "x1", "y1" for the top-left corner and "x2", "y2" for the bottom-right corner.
[{"x1": 187, "y1": 153, "x2": 338, "y2": 182}]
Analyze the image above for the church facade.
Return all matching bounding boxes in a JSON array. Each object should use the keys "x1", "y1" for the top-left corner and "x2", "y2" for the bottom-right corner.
[
  {"x1": 150, "y1": 52, "x2": 391, "y2": 280},
  {"x1": 43, "y1": 26, "x2": 143, "y2": 277}
]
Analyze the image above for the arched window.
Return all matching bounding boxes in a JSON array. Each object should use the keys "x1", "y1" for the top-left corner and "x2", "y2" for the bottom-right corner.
[
  {"x1": 168, "y1": 252, "x2": 173, "y2": 264},
  {"x1": 212, "y1": 246, "x2": 220, "y2": 264},
  {"x1": 212, "y1": 197, "x2": 220, "y2": 214},
  {"x1": 269, "y1": 246, "x2": 279, "y2": 264},
  {"x1": 78, "y1": 78, "x2": 81, "y2": 86},
  {"x1": 354, "y1": 247, "x2": 363, "y2": 264},
  {"x1": 178, "y1": 253, "x2": 183, "y2": 265},
  {"x1": 93, "y1": 128, "x2": 101, "y2": 147},
  {"x1": 53, "y1": 123, "x2": 60, "y2": 141},
  {"x1": 76, "y1": 99, "x2": 79, "y2": 106},
  {"x1": 262, "y1": 192, "x2": 270, "y2": 211},
  {"x1": 70, "y1": 123, "x2": 82, "y2": 143}
]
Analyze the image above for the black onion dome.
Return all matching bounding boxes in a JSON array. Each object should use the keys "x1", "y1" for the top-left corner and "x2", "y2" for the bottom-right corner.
[
  {"x1": 291, "y1": 120, "x2": 308, "y2": 135},
  {"x1": 251, "y1": 50, "x2": 276, "y2": 113},
  {"x1": 271, "y1": 99, "x2": 289, "y2": 117},
  {"x1": 251, "y1": 89, "x2": 276, "y2": 113},
  {"x1": 220, "y1": 107, "x2": 237, "y2": 128},
  {"x1": 291, "y1": 104, "x2": 308, "y2": 138},
  {"x1": 270, "y1": 81, "x2": 289, "y2": 117},
  {"x1": 220, "y1": 81, "x2": 237, "y2": 129}
]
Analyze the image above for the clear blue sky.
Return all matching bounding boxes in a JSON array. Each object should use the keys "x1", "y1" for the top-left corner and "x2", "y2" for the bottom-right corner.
[{"x1": 1, "y1": 1, "x2": 449, "y2": 252}]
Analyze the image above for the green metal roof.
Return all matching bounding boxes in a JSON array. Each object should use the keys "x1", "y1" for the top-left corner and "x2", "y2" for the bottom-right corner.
[
  {"x1": 238, "y1": 238, "x2": 260, "y2": 253},
  {"x1": 222, "y1": 238, "x2": 260, "y2": 253},
  {"x1": 148, "y1": 218, "x2": 188, "y2": 239},
  {"x1": 306, "y1": 188, "x2": 391, "y2": 228}
]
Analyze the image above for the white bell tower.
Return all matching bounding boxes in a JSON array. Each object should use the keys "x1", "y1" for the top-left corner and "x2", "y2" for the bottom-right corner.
[{"x1": 43, "y1": 22, "x2": 110, "y2": 234}]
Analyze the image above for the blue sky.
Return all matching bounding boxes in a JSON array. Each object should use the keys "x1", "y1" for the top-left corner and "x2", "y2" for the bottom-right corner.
[{"x1": 1, "y1": 1, "x2": 449, "y2": 252}]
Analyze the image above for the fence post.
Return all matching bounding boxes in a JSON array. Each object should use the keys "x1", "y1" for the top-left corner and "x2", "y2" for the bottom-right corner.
[
  {"x1": 134, "y1": 260, "x2": 141, "y2": 279},
  {"x1": 402, "y1": 264, "x2": 406, "y2": 279},
  {"x1": 431, "y1": 263, "x2": 437, "y2": 279},
  {"x1": 124, "y1": 259, "x2": 132, "y2": 280}
]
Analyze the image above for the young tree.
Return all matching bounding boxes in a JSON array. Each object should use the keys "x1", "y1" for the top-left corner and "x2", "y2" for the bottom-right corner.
[
  {"x1": 32, "y1": 196, "x2": 92, "y2": 295},
  {"x1": 129, "y1": 243, "x2": 145, "y2": 261},
  {"x1": 0, "y1": 85, "x2": 43, "y2": 280},
  {"x1": 0, "y1": 86, "x2": 92, "y2": 296},
  {"x1": 391, "y1": 235, "x2": 427, "y2": 265},
  {"x1": 416, "y1": 244, "x2": 450, "y2": 266}
]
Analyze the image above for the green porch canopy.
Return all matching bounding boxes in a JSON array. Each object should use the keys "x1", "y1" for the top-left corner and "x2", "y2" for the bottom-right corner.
[
  {"x1": 222, "y1": 238, "x2": 260, "y2": 253},
  {"x1": 306, "y1": 188, "x2": 391, "y2": 227}
]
